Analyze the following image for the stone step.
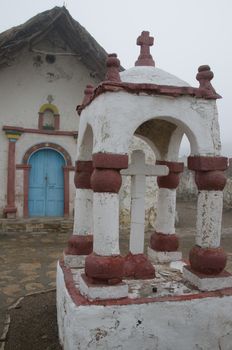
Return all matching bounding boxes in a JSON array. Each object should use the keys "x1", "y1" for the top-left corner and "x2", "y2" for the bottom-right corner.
[{"x1": 0, "y1": 217, "x2": 74, "y2": 233}]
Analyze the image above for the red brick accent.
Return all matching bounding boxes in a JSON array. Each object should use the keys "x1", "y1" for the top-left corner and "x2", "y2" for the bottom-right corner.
[
  {"x1": 92, "y1": 153, "x2": 128, "y2": 169},
  {"x1": 188, "y1": 156, "x2": 228, "y2": 191},
  {"x1": 91, "y1": 169, "x2": 122, "y2": 193},
  {"x1": 189, "y1": 245, "x2": 227, "y2": 275},
  {"x1": 81, "y1": 84, "x2": 95, "y2": 106},
  {"x1": 74, "y1": 161, "x2": 93, "y2": 189},
  {"x1": 195, "y1": 170, "x2": 227, "y2": 191},
  {"x1": 65, "y1": 235, "x2": 93, "y2": 255},
  {"x1": 156, "y1": 160, "x2": 184, "y2": 173},
  {"x1": 150, "y1": 232, "x2": 179, "y2": 252},
  {"x1": 135, "y1": 31, "x2": 155, "y2": 67},
  {"x1": 156, "y1": 161, "x2": 184, "y2": 189},
  {"x1": 188, "y1": 156, "x2": 228, "y2": 171},
  {"x1": 85, "y1": 253, "x2": 124, "y2": 285},
  {"x1": 123, "y1": 253, "x2": 155, "y2": 279},
  {"x1": 105, "y1": 54, "x2": 121, "y2": 82},
  {"x1": 91, "y1": 153, "x2": 128, "y2": 193},
  {"x1": 196, "y1": 65, "x2": 218, "y2": 99}
]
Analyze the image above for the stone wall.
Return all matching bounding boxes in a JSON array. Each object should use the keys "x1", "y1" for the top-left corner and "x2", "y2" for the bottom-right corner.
[{"x1": 119, "y1": 136, "x2": 158, "y2": 230}]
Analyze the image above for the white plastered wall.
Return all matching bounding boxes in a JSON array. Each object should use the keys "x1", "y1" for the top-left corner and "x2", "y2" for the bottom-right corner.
[{"x1": 0, "y1": 44, "x2": 100, "y2": 217}]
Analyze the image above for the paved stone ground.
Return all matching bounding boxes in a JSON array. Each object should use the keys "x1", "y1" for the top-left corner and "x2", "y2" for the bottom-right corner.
[{"x1": 0, "y1": 201, "x2": 232, "y2": 338}]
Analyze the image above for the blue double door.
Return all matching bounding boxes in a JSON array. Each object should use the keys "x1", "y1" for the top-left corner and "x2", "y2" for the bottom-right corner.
[{"x1": 29, "y1": 149, "x2": 65, "y2": 217}]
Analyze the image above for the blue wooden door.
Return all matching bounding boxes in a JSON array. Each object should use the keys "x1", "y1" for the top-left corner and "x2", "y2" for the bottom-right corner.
[{"x1": 28, "y1": 149, "x2": 65, "y2": 217}]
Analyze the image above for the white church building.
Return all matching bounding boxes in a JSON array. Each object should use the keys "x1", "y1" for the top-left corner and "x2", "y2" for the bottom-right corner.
[{"x1": 0, "y1": 7, "x2": 109, "y2": 219}]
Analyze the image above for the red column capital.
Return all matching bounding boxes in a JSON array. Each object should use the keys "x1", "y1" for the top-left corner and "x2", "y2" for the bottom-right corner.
[{"x1": 156, "y1": 160, "x2": 184, "y2": 189}]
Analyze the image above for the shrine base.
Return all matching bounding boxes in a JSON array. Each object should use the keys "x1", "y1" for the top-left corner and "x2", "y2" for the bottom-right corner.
[{"x1": 57, "y1": 261, "x2": 232, "y2": 350}]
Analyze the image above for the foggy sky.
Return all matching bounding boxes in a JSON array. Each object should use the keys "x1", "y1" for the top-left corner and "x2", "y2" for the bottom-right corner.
[{"x1": 0, "y1": 0, "x2": 231, "y2": 157}]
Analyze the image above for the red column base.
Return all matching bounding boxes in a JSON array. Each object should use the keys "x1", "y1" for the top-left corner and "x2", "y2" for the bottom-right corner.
[
  {"x1": 150, "y1": 232, "x2": 179, "y2": 252},
  {"x1": 3, "y1": 206, "x2": 17, "y2": 218},
  {"x1": 189, "y1": 245, "x2": 227, "y2": 275},
  {"x1": 85, "y1": 253, "x2": 124, "y2": 285},
  {"x1": 65, "y1": 234, "x2": 93, "y2": 255},
  {"x1": 123, "y1": 253, "x2": 155, "y2": 279}
]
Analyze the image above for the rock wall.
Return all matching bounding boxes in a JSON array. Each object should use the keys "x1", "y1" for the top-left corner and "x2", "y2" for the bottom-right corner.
[{"x1": 119, "y1": 136, "x2": 158, "y2": 230}]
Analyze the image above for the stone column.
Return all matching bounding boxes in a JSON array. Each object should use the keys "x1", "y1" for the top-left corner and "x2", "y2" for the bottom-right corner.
[
  {"x1": 3, "y1": 131, "x2": 21, "y2": 218},
  {"x1": 187, "y1": 156, "x2": 228, "y2": 275},
  {"x1": 64, "y1": 161, "x2": 93, "y2": 268},
  {"x1": 84, "y1": 153, "x2": 128, "y2": 288},
  {"x1": 148, "y1": 161, "x2": 184, "y2": 263}
]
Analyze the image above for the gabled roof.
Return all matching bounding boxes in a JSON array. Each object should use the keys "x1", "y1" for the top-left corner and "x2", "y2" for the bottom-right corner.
[{"x1": 0, "y1": 6, "x2": 117, "y2": 79}]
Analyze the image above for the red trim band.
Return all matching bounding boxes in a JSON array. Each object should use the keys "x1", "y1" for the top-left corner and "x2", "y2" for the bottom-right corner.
[
  {"x1": 188, "y1": 156, "x2": 228, "y2": 171},
  {"x1": 150, "y1": 232, "x2": 179, "y2": 252},
  {"x1": 92, "y1": 153, "x2": 128, "y2": 169}
]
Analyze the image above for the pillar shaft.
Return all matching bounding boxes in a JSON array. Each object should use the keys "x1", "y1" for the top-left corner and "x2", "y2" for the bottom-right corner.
[
  {"x1": 196, "y1": 190, "x2": 223, "y2": 248},
  {"x1": 188, "y1": 156, "x2": 228, "y2": 275},
  {"x1": 66, "y1": 160, "x2": 93, "y2": 256},
  {"x1": 155, "y1": 188, "x2": 176, "y2": 234},
  {"x1": 149, "y1": 161, "x2": 183, "y2": 254},
  {"x1": 7, "y1": 140, "x2": 16, "y2": 208},
  {"x1": 85, "y1": 153, "x2": 128, "y2": 284},
  {"x1": 4, "y1": 132, "x2": 21, "y2": 218},
  {"x1": 73, "y1": 188, "x2": 93, "y2": 235}
]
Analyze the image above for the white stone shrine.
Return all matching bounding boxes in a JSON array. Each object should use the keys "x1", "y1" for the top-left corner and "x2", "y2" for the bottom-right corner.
[{"x1": 57, "y1": 31, "x2": 232, "y2": 349}]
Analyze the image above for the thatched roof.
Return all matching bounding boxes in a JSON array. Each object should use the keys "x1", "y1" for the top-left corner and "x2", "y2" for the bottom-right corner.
[{"x1": 0, "y1": 6, "x2": 121, "y2": 79}]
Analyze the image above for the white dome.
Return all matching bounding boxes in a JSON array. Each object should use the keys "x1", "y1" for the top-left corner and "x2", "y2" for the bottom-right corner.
[{"x1": 120, "y1": 66, "x2": 190, "y2": 87}]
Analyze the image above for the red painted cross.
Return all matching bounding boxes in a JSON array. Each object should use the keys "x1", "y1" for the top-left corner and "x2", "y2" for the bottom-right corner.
[{"x1": 135, "y1": 31, "x2": 155, "y2": 67}]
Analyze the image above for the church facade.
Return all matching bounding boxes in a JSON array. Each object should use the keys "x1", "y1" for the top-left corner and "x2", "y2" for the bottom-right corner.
[{"x1": 0, "y1": 7, "x2": 108, "y2": 219}]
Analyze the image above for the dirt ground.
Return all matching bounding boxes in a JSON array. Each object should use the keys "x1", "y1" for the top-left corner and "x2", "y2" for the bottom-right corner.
[{"x1": 1, "y1": 201, "x2": 232, "y2": 349}]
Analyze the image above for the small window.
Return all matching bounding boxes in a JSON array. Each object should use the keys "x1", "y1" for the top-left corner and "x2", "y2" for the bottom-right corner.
[
  {"x1": 38, "y1": 103, "x2": 60, "y2": 131},
  {"x1": 43, "y1": 109, "x2": 55, "y2": 130},
  {"x1": 46, "y1": 54, "x2": 56, "y2": 64}
]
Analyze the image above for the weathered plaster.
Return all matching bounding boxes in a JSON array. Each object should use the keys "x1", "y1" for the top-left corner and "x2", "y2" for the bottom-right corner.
[
  {"x1": 73, "y1": 189, "x2": 93, "y2": 235},
  {"x1": 196, "y1": 191, "x2": 223, "y2": 248},
  {"x1": 93, "y1": 193, "x2": 120, "y2": 256},
  {"x1": 78, "y1": 92, "x2": 220, "y2": 158},
  {"x1": 155, "y1": 188, "x2": 176, "y2": 234},
  {"x1": 57, "y1": 263, "x2": 232, "y2": 350}
]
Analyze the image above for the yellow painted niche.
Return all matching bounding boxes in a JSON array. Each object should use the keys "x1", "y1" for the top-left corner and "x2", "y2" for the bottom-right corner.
[{"x1": 39, "y1": 103, "x2": 59, "y2": 114}]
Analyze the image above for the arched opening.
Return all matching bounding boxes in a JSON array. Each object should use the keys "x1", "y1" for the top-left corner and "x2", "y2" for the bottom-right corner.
[
  {"x1": 22, "y1": 143, "x2": 72, "y2": 218},
  {"x1": 28, "y1": 149, "x2": 65, "y2": 217},
  {"x1": 133, "y1": 116, "x2": 197, "y2": 160},
  {"x1": 77, "y1": 123, "x2": 94, "y2": 161}
]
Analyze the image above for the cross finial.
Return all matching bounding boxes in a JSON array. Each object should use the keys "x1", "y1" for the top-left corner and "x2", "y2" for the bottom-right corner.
[{"x1": 135, "y1": 31, "x2": 155, "y2": 67}]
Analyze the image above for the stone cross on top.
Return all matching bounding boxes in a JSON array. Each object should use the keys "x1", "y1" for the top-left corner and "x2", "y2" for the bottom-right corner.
[
  {"x1": 122, "y1": 150, "x2": 168, "y2": 255},
  {"x1": 135, "y1": 31, "x2": 155, "y2": 67}
]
